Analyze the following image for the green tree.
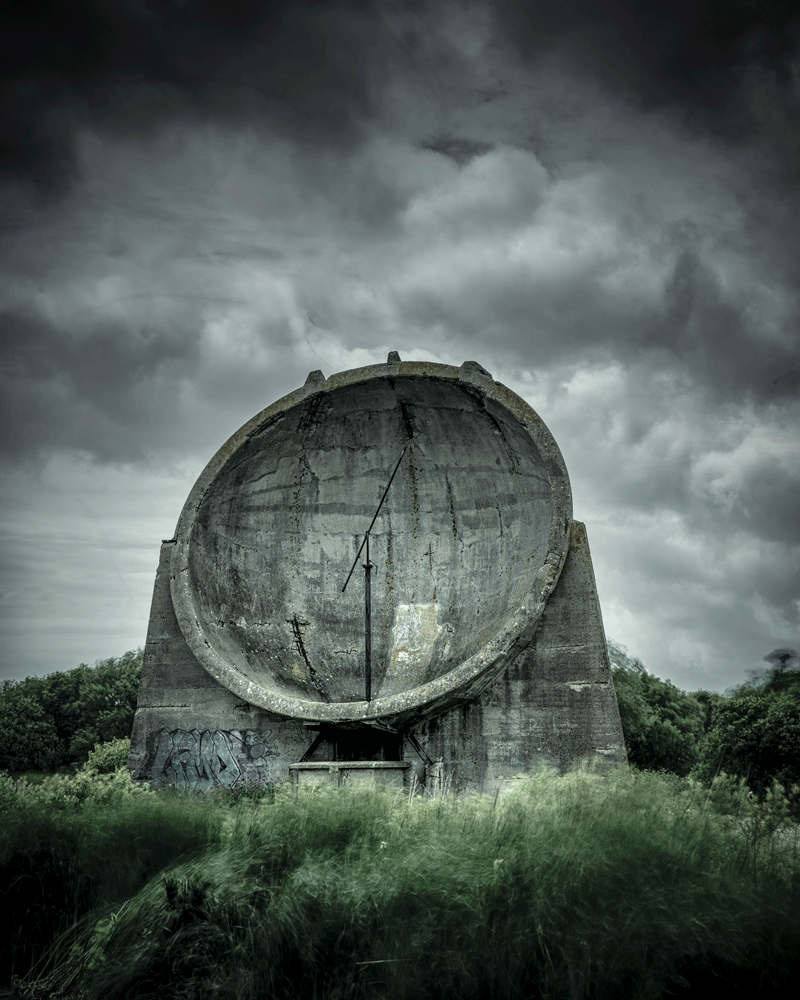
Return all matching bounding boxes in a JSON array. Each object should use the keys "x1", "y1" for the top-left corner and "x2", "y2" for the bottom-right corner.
[
  {"x1": 64, "y1": 650, "x2": 143, "y2": 763},
  {"x1": 693, "y1": 688, "x2": 725, "y2": 733},
  {"x1": 0, "y1": 685, "x2": 63, "y2": 772},
  {"x1": 0, "y1": 650, "x2": 142, "y2": 773},
  {"x1": 609, "y1": 641, "x2": 705, "y2": 776},
  {"x1": 750, "y1": 648, "x2": 800, "y2": 694},
  {"x1": 695, "y1": 654, "x2": 800, "y2": 794}
]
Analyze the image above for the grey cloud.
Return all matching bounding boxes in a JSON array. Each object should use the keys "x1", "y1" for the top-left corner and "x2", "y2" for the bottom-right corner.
[
  {"x1": 208, "y1": 247, "x2": 286, "y2": 263},
  {"x1": 419, "y1": 136, "x2": 495, "y2": 166},
  {"x1": 490, "y1": 1, "x2": 800, "y2": 131},
  {"x1": 652, "y1": 249, "x2": 800, "y2": 406},
  {"x1": 753, "y1": 564, "x2": 800, "y2": 627},
  {"x1": 719, "y1": 459, "x2": 800, "y2": 548},
  {"x1": 0, "y1": 0, "x2": 450, "y2": 194},
  {"x1": 0, "y1": 308, "x2": 201, "y2": 461},
  {"x1": 396, "y1": 227, "x2": 799, "y2": 415},
  {"x1": 704, "y1": 553, "x2": 800, "y2": 634}
]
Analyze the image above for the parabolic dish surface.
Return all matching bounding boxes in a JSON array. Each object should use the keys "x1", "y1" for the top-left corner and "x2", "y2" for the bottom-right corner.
[{"x1": 170, "y1": 364, "x2": 572, "y2": 723}]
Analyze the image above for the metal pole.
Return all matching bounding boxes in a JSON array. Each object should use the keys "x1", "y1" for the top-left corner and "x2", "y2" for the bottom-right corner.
[
  {"x1": 342, "y1": 445, "x2": 408, "y2": 594},
  {"x1": 364, "y1": 531, "x2": 372, "y2": 701},
  {"x1": 341, "y1": 445, "x2": 410, "y2": 703}
]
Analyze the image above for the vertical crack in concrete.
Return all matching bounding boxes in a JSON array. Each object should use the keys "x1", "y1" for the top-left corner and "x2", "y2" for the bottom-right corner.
[
  {"x1": 298, "y1": 448, "x2": 319, "y2": 508},
  {"x1": 407, "y1": 449, "x2": 420, "y2": 539},
  {"x1": 399, "y1": 399, "x2": 415, "y2": 441},
  {"x1": 463, "y1": 383, "x2": 520, "y2": 473},
  {"x1": 287, "y1": 614, "x2": 328, "y2": 701},
  {"x1": 423, "y1": 538, "x2": 440, "y2": 604},
  {"x1": 445, "y1": 473, "x2": 459, "y2": 541}
]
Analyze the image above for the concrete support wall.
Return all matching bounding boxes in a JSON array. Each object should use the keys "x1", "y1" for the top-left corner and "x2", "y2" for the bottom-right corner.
[
  {"x1": 129, "y1": 520, "x2": 626, "y2": 793},
  {"x1": 129, "y1": 541, "x2": 310, "y2": 790},
  {"x1": 410, "y1": 520, "x2": 627, "y2": 795}
]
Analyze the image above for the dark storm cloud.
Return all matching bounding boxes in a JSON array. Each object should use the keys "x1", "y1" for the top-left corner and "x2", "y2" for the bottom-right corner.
[
  {"x1": 0, "y1": 0, "x2": 430, "y2": 192},
  {"x1": 420, "y1": 136, "x2": 495, "y2": 166},
  {"x1": 393, "y1": 125, "x2": 800, "y2": 417},
  {"x1": 0, "y1": 307, "x2": 201, "y2": 460},
  {"x1": 652, "y1": 247, "x2": 800, "y2": 406},
  {"x1": 397, "y1": 233, "x2": 800, "y2": 409},
  {"x1": 478, "y1": 2, "x2": 800, "y2": 405},
  {"x1": 7, "y1": 1, "x2": 798, "y2": 190},
  {"x1": 491, "y1": 1, "x2": 800, "y2": 125}
]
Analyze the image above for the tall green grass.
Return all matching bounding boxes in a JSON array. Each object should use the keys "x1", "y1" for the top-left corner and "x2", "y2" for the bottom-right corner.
[
  {"x1": 4, "y1": 767, "x2": 800, "y2": 999},
  {"x1": 0, "y1": 767, "x2": 223, "y2": 989}
]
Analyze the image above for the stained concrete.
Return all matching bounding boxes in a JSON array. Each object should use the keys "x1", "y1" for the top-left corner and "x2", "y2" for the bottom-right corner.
[
  {"x1": 129, "y1": 357, "x2": 626, "y2": 792},
  {"x1": 411, "y1": 520, "x2": 627, "y2": 793}
]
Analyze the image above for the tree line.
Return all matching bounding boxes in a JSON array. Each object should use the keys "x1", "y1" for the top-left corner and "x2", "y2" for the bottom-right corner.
[
  {"x1": 610, "y1": 641, "x2": 800, "y2": 794},
  {"x1": 0, "y1": 650, "x2": 142, "y2": 772},
  {"x1": 1, "y1": 643, "x2": 798, "y2": 795}
]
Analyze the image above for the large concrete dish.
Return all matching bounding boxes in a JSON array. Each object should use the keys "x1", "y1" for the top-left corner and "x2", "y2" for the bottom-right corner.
[{"x1": 170, "y1": 360, "x2": 572, "y2": 726}]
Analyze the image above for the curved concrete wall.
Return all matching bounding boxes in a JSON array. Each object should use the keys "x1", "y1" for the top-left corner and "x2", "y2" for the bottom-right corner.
[
  {"x1": 170, "y1": 360, "x2": 572, "y2": 726},
  {"x1": 130, "y1": 355, "x2": 626, "y2": 792}
]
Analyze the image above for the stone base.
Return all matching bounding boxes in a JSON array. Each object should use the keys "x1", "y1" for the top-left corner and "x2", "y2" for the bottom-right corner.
[{"x1": 289, "y1": 761, "x2": 411, "y2": 788}]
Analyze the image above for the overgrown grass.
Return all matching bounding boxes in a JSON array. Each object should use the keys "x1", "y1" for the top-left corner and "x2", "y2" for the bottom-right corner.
[
  {"x1": 0, "y1": 762, "x2": 223, "y2": 990},
  {"x1": 3, "y1": 767, "x2": 799, "y2": 999}
]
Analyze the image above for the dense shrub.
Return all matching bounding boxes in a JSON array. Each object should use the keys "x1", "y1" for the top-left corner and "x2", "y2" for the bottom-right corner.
[
  {"x1": 0, "y1": 755, "x2": 222, "y2": 989},
  {"x1": 609, "y1": 640, "x2": 706, "y2": 775},
  {"x1": 0, "y1": 650, "x2": 142, "y2": 773},
  {"x1": 694, "y1": 687, "x2": 800, "y2": 794},
  {"x1": 0, "y1": 689, "x2": 62, "y2": 771},
  {"x1": 83, "y1": 737, "x2": 133, "y2": 776}
]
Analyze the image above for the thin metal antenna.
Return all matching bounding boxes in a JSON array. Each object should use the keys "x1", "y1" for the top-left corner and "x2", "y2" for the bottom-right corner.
[
  {"x1": 342, "y1": 445, "x2": 408, "y2": 592},
  {"x1": 342, "y1": 444, "x2": 408, "y2": 701},
  {"x1": 364, "y1": 531, "x2": 372, "y2": 702}
]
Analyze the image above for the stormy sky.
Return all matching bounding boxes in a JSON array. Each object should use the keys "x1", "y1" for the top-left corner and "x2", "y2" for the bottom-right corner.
[{"x1": 1, "y1": 0, "x2": 798, "y2": 693}]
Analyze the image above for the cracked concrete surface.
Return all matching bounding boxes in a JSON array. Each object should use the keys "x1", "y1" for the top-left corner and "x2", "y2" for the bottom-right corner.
[
  {"x1": 130, "y1": 358, "x2": 626, "y2": 791},
  {"x1": 170, "y1": 362, "x2": 570, "y2": 722}
]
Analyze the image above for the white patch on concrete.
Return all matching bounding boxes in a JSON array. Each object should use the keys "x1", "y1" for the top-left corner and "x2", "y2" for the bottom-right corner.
[{"x1": 381, "y1": 603, "x2": 446, "y2": 694}]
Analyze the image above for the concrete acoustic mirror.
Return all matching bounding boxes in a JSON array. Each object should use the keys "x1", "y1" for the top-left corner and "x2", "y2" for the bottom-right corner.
[{"x1": 130, "y1": 356, "x2": 626, "y2": 793}]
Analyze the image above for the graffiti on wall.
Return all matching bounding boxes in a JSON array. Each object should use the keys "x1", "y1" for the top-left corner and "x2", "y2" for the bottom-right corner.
[{"x1": 149, "y1": 728, "x2": 278, "y2": 790}]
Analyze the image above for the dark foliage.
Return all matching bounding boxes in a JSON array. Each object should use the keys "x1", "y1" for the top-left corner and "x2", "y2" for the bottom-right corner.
[
  {"x1": 610, "y1": 641, "x2": 800, "y2": 800},
  {"x1": 0, "y1": 784, "x2": 221, "y2": 991},
  {"x1": 695, "y1": 685, "x2": 800, "y2": 794},
  {"x1": 609, "y1": 640, "x2": 706, "y2": 776},
  {"x1": 0, "y1": 649, "x2": 142, "y2": 772},
  {"x1": 4, "y1": 773, "x2": 800, "y2": 1000}
]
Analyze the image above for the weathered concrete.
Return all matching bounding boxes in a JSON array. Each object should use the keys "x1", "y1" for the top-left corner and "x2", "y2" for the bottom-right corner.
[
  {"x1": 409, "y1": 519, "x2": 627, "y2": 794},
  {"x1": 169, "y1": 359, "x2": 572, "y2": 726},
  {"x1": 129, "y1": 356, "x2": 626, "y2": 791},
  {"x1": 289, "y1": 761, "x2": 410, "y2": 788}
]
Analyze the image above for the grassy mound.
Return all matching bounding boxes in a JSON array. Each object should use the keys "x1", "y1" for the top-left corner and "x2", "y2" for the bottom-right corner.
[{"x1": 3, "y1": 767, "x2": 799, "y2": 999}]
